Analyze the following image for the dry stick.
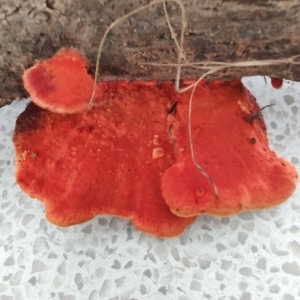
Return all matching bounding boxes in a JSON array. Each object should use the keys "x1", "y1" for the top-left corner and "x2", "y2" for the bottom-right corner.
[
  {"x1": 142, "y1": 54, "x2": 300, "y2": 93},
  {"x1": 143, "y1": 54, "x2": 300, "y2": 68},
  {"x1": 88, "y1": 0, "x2": 187, "y2": 108},
  {"x1": 179, "y1": 57, "x2": 300, "y2": 94}
]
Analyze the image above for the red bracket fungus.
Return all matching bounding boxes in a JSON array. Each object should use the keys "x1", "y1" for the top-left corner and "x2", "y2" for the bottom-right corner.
[
  {"x1": 23, "y1": 48, "x2": 105, "y2": 114},
  {"x1": 14, "y1": 48, "x2": 298, "y2": 237},
  {"x1": 161, "y1": 80, "x2": 298, "y2": 217}
]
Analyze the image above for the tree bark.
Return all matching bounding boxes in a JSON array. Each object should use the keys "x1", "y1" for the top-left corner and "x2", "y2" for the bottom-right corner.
[{"x1": 1, "y1": 0, "x2": 300, "y2": 108}]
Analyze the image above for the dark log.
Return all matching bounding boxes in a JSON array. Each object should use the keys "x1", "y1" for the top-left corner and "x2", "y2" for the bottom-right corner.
[{"x1": 1, "y1": 0, "x2": 300, "y2": 107}]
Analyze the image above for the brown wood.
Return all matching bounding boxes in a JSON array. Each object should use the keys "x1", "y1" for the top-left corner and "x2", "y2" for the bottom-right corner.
[{"x1": 1, "y1": 0, "x2": 300, "y2": 107}]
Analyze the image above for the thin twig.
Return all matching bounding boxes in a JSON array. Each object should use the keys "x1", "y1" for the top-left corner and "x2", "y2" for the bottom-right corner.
[{"x1": 186, "y1": 71, "x2": 222, "y2": 199}]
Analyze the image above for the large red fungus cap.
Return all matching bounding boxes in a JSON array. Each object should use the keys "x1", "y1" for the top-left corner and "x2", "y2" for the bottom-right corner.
[
  {"x1": 161, "y1": 79, "x2": 298, "y2": 217},
  {"x1": 23, "y1": 48, "x2": 105, "y2": 114},
  {"x1": 13, "y1": 81, "x2": 196, "y2": 237}
]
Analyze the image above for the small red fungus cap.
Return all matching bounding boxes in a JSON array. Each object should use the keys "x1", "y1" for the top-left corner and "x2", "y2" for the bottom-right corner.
[
  {"x1": 14, "y1": 80, "x2": 196, "y2": 237},
  {"x1": 270, "y1": 78, "x2": 283, "y2": 89},
  {"x1": 23, "y1": 48, "x2": 105, "y2": 114},
  {"x1": 161, "y1": 79, "x2": 298, "y2": 217}
]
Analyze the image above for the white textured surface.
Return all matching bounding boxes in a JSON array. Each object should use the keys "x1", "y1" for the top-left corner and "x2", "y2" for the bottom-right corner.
[{"x1": 0, "y1": 77, "x2": 300, "y2": 300}]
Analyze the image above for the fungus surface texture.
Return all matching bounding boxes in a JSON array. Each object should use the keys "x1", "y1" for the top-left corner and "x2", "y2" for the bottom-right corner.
[
  {"x1": 13, "y1": 81, "x2": 196, "y2": 237},
  {"x1": 161, "y1": 80, "x2": 298, "y2": 217}
]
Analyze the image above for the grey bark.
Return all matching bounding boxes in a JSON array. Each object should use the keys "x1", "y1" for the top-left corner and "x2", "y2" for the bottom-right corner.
[{"x1": 1, "y1": 0, "x2": 300, "y2": 108}]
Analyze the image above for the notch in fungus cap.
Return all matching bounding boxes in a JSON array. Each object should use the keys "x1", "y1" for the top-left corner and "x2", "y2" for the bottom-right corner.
[
  {"x1": 23, "y1": 48, "x2": 105, "y2": 114},
  {"x1": 161, "y1": 79, "x2": 298, "y2": 217},
  {"x1": 13, "y1": 80, "x2": 196, "y2": 238}
]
